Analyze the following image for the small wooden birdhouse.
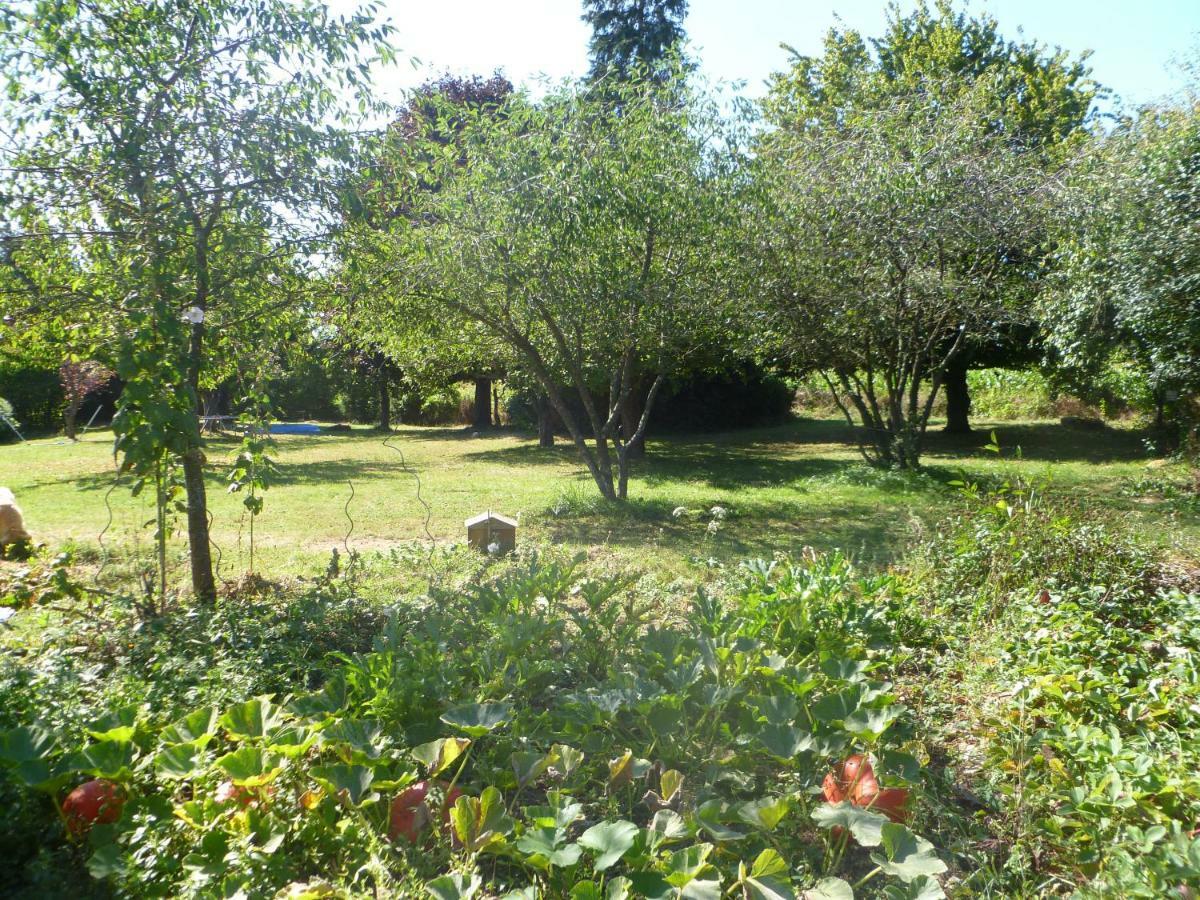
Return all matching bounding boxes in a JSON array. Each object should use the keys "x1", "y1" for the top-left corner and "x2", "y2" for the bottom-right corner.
[{"x1": 465, "y1": 510, "x2": 517, "y2": 554}]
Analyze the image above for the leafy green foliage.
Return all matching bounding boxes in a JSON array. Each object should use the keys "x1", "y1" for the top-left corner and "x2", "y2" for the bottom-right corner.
[
  {"x1": 1048, "y1": 88, "x2": 1200, "y2": 444},
  {"x1": 0, "y1": 547, "x2": 944, "y2": 897},
  {"x1": 0, "y1": 0, "x2": 395, "y2": 598},
  {"x1": 354, "y1": 69, "x2": 740, "y2": 500}
]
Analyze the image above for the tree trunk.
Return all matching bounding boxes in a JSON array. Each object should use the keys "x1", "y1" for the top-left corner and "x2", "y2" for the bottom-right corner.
[
  {"x1": 184, "y1": 295, "x2": 216, "y2": 604},
  {"x1": 473, "y1": 376, "x2": 493, "y2": 429},
  {"x1": 181, "y1": 446, "x2": 215, "y2": 601},
  {"x1": 536, "y1": 395, "x2": 555, "y2": 447},
  {"x1": 64, "y1": 399, "x2": 82, "y2": 441},
  {"x1": 621, "y1": 385, "x2": 646, "y2": 459},
  {"x1": 943, "y1": 356, "x2": 972, "y2": 435},
  {"x1": 378, "y1": 370, "x2": 391, "y2": 431}
]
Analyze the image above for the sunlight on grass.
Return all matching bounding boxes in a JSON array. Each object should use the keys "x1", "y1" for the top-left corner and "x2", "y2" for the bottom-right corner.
[{"x1": 0, "y1": 416, "x2": 1194, "y2": 583}]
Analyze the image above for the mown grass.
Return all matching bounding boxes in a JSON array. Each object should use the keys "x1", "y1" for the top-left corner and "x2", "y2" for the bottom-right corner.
[{"x1": 0, "y1": 415, "x2": 1195, "y2": 587}]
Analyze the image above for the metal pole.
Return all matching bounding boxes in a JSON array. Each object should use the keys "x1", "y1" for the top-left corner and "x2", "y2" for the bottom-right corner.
[
  {"x1": 79, "y1": 404, "x2": 104, "y2": 435},
  {"x1": 0, "y1": 413, "x2": 24, "y2": 443}
]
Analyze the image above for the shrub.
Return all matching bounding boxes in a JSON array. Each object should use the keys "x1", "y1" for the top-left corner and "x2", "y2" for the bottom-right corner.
[{"x1": 0, "y1": 365, "x2": 61, "y2": 432}]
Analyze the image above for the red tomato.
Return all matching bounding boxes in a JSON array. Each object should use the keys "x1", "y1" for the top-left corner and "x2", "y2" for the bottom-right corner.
[
  {"x1": 821, "y1": 771, "x2": 846, "y2": 804},
  {"x1": 388, "y1": 780, "x2": 464, "y2": 843},
  {"x1": 62, "y1": 779, "x2": 125, "y2": 837}
]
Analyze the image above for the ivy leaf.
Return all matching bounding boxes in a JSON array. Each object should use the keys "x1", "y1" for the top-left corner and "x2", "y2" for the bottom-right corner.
[
  {"x1": 811, "y1": 802, "x2": 889, "y2": 847},
  {"x1": 579, "y1": 819, "x2": 639, "y2": 871},
  {"x1": 440, "y1": 702, "x2": 512, "y2": 737},
  {"x1": 871, "y1": 823, "x2": 948, "y2": 883}
]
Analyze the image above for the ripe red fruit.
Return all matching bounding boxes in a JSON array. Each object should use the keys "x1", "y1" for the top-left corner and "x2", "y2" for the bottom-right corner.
[
  {"x1": 388, "y1": 780, "x2": 463, "y2": 843},
  {"x1": 865, "y1": 787, "x2": 912, "y2": 824},
  {"x1": 821, "y1": 771, "x2": 846, "y2": 804},
  {"x1": 841, "y1": 754, "x2": 873, "y2": 787},
  {"x1": 850, "y1": 770, "x2": 880, "y2": 805},
  {"x1": 62, "y1": 779, "x2": 125, "y2": 837}
]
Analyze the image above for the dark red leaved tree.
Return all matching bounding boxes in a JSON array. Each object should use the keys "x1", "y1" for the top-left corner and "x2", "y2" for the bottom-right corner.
[{"x1": 59, "y1": 359, "x2": 113, "y2": 440}]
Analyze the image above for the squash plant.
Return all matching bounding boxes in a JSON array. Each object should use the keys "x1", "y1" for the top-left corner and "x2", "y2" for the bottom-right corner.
[{"x1": 0, "y1": 552, "x2": 953, "y2": 897}]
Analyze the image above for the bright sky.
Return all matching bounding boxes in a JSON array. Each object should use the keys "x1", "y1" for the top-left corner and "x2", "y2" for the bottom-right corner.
[{"x1": 330, "y1": 0, "x2": 1199, "y2": 112}]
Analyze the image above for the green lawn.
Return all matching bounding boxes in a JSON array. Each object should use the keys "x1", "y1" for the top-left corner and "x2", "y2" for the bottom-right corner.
[{"x1": 0, "y1": 416, "x2": 1194, "y2": 584}]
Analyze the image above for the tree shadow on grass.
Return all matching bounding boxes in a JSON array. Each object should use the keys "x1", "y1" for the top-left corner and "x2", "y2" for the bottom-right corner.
[
  {"x1": 922, "y1": 421, "x2": 1151, "y2": 465},
  {"x1": 66, "y1": 456, "x2": 411, "y2": 493},
  {"x1": 537, "y1": 493, "x2": 921, "y2": 566}
]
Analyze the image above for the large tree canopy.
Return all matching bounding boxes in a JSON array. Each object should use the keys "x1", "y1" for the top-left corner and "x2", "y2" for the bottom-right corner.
[
  {"x1": 764, "y1": 0, "x2": 1098, "y2": 434},
  {"x1": 0, "y1": 0, "x2": 393, "y2": 599},
  {"x1": 1048, "y1": 91, "x2": 1200, "y2": 442},
  {"x1": 353, "y1": 71, "x2": 737, "y2": 499},
  {"x1": 749, "y1": 84, "x2": 1056, "y2": 469},
  {"x1": 341, "y1": 72, "x2": 517, "y2": 430}
]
